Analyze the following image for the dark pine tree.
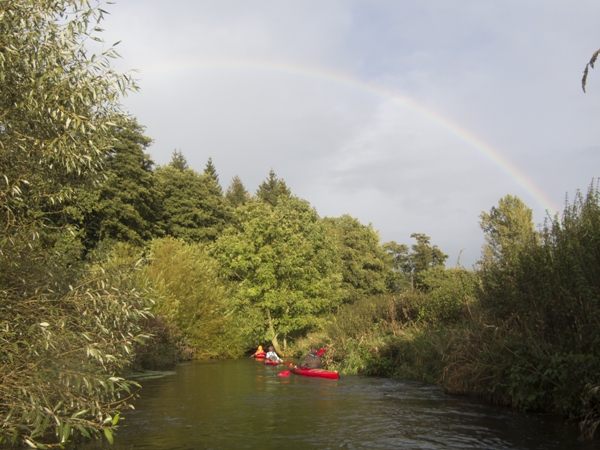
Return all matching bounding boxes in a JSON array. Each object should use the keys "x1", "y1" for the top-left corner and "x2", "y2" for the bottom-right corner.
[
  {"x1": 157, "y1": 155, "x2": 230, "y2": 242},
  {"x1": 80, "y1": 117, "x2": 161, "y2": 248}
]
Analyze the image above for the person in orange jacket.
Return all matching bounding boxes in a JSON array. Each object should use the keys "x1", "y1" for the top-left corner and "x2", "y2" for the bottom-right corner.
[{"x1": 251, "y1": 345, "x2": 266, "y2": 359}]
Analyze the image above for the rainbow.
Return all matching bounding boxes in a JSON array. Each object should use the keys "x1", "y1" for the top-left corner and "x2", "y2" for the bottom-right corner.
[{"x1": 143, "y1": 58, "x2": 559, "y2": 213}]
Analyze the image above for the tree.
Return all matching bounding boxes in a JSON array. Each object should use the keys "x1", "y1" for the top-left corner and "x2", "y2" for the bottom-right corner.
[
  {"x1": 169, "y1": 149, "x2": 189, "y2": 170},
  {"x1": 156, "y1": 165, "x2": 211, "y2": 242},
  {"x1": 156, "y1": 154, "x2": 229, "y2": 242},
  {"x1": 203, "y1": 157, "x2": 222, "y2": 194},
  {"x1": 478, "y1": 195, "x2": 538, "y2": 318},
  {"x1": 200, "y1": 157, "x2": 230, "y2": 233},
  {"x1": 143, "y1": 238, "x2": 240, "y2": 359},
  {"x1": 78, "y1": 116, "x2": 161, "y2": 248},
  {"x1": 381, "y1": 234, "x2": 446, "y2": 290},
  {"x1": 256, "y1": 169, "x2": 291, "y2": 206},
  {"x1": 416, "y1": 266, "x2": 477, "y2": 323},
  {"x1": 226, "y1": 175, "x2": 250, "y2": 207},
  {"x1": 323, "y1": 215, "x2": 389, "y2": 302},
  {"x1": 410, "y1": 233, "x2": 447, "y2": 274},
  {"x1": 212, "y1": 197, "x2": 342, "y2": 351},
  {"x1": 383, "y1": 241, "x2": 412, "y2": 292},
  {"x1": 0, "y1": 1, "x2": 148, "y2": 447},
  {"x1": 479, "y1": 195, "x2": 537, "y2": 267}
]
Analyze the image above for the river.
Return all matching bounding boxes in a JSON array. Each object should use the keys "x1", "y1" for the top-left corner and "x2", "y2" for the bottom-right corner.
[{"x1": 80, "y1": 359, "x2": 595, "y2": 449}]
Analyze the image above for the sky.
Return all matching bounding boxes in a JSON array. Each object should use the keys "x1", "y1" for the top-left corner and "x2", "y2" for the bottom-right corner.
[{"x1": 100, "y1": 0, "x2": 600, "y2": 266}]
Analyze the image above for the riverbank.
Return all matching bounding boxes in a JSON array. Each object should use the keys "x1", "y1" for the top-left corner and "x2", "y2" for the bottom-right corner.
[{"x1": 314, "y1": 291, "x2": 600, "y2": 441}]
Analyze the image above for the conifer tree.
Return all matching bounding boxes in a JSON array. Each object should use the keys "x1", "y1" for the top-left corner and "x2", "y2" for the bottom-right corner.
[
  {"x1": 203, "y1": 157, "x2": 222, "y2": 194},
  {"x1": 156, "y1": 164, "x2": 212, "y2": 242},
  {"x1": 170, "y1": 150, "x2": 188, "y2": 171},
  {"x1": 226, "y1": 175, "x2": 250, "y2": 207},
  {"x1": 256, "y1": 169, "x2": 291, "y2": 206},
  {"x1": 201, "y1": 157, "x2": 230, "y2": 235},
  {"x1": 157, "y1": 155, "x2": 229, "y2": 242},
  {"x1": 80, "y1": 117, "x2": 161, "y2": 248}
]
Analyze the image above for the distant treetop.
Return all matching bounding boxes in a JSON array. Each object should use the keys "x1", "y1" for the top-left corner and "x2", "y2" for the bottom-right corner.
[{"x1": 169, "y1": 150, "x2": 188, "y2": 171}]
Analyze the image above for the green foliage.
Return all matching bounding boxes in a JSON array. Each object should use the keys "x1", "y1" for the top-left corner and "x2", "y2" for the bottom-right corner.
[
  {"x1": 383, "y1": 234, "x2": 447, "y2": 290},
  {"x1": 382, "y1": 241, "x2": 411, "y2": 292},
  {"x1": 77, "y1": 116, "x2": 161, "y2": 249},
  {"x1": 416, "y1": 267, "x2": 477, "y2": 324},
  {"x1": 365, "y1": 326, "x2": 450, "y2": 383},
  {"x1": 0, "y1": 1, "x2": 147, "y2": 446},
  {"x1": 0, "y1": 244, "x2": 152, "y2": 448},
  {"x1": 132, "y1": 316, "x2": 182, "y2": 370},
  {"x1": 143, "y1": 237, "x2": 241, "y2": 359},
  {"x1": 212, "y1": 197, "x2": 342, "y2": 350},
  {"x1": 203, "y1": 157, "x2": 223, "y2": 196},
  {"x1": 169, "y1": 150, "x2": 189, "y2": 171},
  {"x1": 478, "y1": 195, "x2": 539, "y2": 319},
  {"x1": 155, "y1": 159, "x2": 229, "y2": 243},
  {"x1": 323, "y1": 215, "x2": 389, "y2": 302},
  {"x1": 462, "y1": 185, "x2": 600, "y2": 436},
  {"x1": 255, "y1": 169, "x2": 291, "y2": 206},
  {"x1": 409, "y1": 233, "x2": 448, "y2": 286},
  {"x1": 0, "y1": 0, "x2": 134, "y2": 279},
  {"x1": 480, "y1": 194, "x2": 537, "y2": 267},
  {"x1": 325, "y1": 295, "x2": 396, "y2": 374},
  {"x1": 225, "y1": 175, "x2": 250, "y2": 207}
]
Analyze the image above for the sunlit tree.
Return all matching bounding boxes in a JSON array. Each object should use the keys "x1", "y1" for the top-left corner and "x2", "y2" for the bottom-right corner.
[{"x1": 213, "y1": 197, "x2": 342, "y2": 351}]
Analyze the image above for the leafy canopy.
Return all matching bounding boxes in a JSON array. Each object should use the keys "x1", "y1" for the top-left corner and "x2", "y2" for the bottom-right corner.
[{"x1": 212, "y1": 197, "x2": 342, "y2": 349}]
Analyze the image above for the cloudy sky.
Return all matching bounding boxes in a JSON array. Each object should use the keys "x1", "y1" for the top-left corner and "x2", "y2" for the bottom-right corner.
[{"x1": 101, "y1": 0, "x2": 600, "y2": 266}]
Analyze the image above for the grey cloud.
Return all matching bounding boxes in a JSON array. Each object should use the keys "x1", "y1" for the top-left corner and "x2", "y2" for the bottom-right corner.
[{"x1": 102, "y1": 0, "x2": 600, "y2": 265}]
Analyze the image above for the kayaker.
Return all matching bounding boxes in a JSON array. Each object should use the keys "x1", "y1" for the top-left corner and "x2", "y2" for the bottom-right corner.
[
  {"x1": 265, "y1": 345, "x2": 283, "y2": 363},
  {"x1": 299, "y1": 347, "x2": 322, "y2": 369},
  {"x1": 251, "y1": 345, "x2": 266, "y2": 358}
]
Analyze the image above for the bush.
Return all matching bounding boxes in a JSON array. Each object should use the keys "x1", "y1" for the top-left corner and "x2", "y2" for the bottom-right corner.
[
  {"x1": 143, "y1": 237, "x2": 244, "y2": 359},
  {"x1": 416, "y1": 267, "x2": 477, "y2": 324},
  {"x1": 0, "y1": 244, "x2": 152, "y2": 448}
]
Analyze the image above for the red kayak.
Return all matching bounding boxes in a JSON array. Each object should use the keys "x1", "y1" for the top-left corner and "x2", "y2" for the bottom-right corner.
[
  {"x1": 291, "y1": 367, "x2": 340, "y2": 380},
  {"x1": 264, "y1": 360, "x2": 281, "y2": 366}
]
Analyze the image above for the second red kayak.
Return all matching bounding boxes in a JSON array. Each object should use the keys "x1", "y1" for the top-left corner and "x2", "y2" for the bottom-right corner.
[
  {"x1": 264, "y1": 360, "x2": 281, "y2": 366},
  {"x1": 291, "y1": 367, "x2": 340, "y2": 380}
]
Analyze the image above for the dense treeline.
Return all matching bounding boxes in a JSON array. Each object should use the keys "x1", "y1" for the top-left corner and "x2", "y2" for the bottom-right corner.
[{"x1": 2, "y1": 1, "x2": 599, "y2": 448}]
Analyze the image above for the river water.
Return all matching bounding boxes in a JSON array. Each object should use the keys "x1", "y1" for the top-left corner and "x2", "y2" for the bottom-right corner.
[{"x1": 80, "y1": 359, "x2": 595, "y2": 450}]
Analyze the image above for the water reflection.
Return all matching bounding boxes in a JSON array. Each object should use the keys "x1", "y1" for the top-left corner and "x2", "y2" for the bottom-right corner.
[{"x1": 79, "y1": 359, "x2": 594, "y2": 450}]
